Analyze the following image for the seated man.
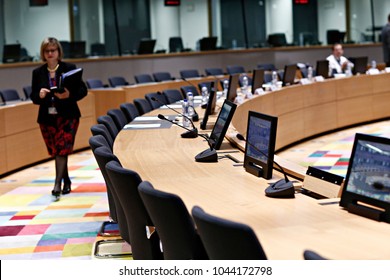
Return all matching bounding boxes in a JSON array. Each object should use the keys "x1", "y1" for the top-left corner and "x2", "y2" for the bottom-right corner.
[{"x1": 326, "y1": 43, "x2": 353, "y2": 75}]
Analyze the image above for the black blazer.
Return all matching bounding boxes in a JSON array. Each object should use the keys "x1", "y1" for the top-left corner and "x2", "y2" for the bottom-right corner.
[{"x1": 31, "y1": 61, "x2": 87, "y2": 125}]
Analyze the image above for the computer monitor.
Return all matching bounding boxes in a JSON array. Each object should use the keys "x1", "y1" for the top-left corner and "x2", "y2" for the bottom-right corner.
[
  {"x1": 251, "y1": 69, "x2": 265, "y2": 92},
  {"x1": 200, "y1": 82, "x2": 217, "y2": 130},
  {"x1": 244, "y1": 111, "x2": 278, "y2": 180},
  {"x1": 199, "y1": 37, "x2": 217, "y2": 51},
  {"x1": 339, "y1": 133, "x2": 390, "y2": 223},
  {"x1": 349, "y1": 56, "x2": 368, "y2": 75},
  {"x1": 2, "y1": 44, "x2": 21, "y2": 63},
  {"x1": 226, "y1": 74, "x2": 239, "y2": 102},
  {"x1": 137, "y1": 39, "x2": 156, "y2": 55},
  {"x1": 208, "y1": 99, "x2": 237, "y2": 150},
  {"x1": 282, "y1": 64, "x2": 297, "y2": 86},
  {"x1": 316, "y1": 60, "x2": 329, "y2": 78}
]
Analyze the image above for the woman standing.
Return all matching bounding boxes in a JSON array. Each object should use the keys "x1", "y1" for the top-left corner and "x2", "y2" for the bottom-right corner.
[{"x1": 31, "y1": 37, "x2": 87, "y2": 198}]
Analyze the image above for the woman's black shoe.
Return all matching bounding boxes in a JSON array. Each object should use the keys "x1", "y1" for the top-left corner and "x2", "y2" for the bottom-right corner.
[
  {"x1": 62, "y1": 183, "x2": 71, "y2": 195},
  {"x1": 51, "y1": 189, "x2": 61, "y2": 197}
]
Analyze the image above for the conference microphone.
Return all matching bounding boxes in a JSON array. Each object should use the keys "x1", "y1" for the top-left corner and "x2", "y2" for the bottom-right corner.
[
  {"x1": 181, "y1": 77, "x2": 200, "y2": 121},
  {"x1": 158, "y1": 114, "x2": 217, "y2": 162},
  {"x1": 236, "y1": 133, "x2": 294, "y2": 198},
  {"x1": 151, "y1": 95, "x2": 197, "y2": 138}
]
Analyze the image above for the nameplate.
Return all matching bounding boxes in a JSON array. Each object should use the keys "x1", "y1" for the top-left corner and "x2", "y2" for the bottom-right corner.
[
  {"x1": 300, "y1": 78, "x2": 312, "y2": 85},
  {"x1": 303, "y1": 166, "x2": 344, "y2": 198},
  {"x1": 314, "y1": 76, "x2": 324, "y2": 82}
]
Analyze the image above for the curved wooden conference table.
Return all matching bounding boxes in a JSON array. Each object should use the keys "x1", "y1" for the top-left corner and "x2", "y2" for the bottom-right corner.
[{"x1": 114, "y1": 73, "x2": 390, "y2": 260}]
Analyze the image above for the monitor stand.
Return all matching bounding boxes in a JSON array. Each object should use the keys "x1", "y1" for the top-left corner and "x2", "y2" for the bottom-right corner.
[{"x1": 347, "y1": 202, "x2": 384, "y2": 222}]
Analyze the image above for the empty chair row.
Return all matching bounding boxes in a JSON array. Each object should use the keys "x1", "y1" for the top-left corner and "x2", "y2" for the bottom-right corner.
[{"x1": 0, "y1": 87, "x2": 32, "y2": 103}]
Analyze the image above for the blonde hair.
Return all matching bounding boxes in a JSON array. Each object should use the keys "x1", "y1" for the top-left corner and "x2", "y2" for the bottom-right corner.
[{"x1": 40, "y1": 37, "x2": 63, "y2": 62}]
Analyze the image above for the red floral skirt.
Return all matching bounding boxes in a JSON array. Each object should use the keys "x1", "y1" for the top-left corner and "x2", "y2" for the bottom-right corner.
[{"x1": 40, "y1": 117, "x2": 79, "y2": 156}]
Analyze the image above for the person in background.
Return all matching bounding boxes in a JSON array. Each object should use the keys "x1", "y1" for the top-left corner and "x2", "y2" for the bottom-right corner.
[
  {"x1": 381, "y1": 13, "x2": 390, "y2": 67},
  {"x1": 326, "y1": 43, "x2": 353, "y2": 75},
  {"x1": 30, "y1": 37, "x2": 87, "y2": 198}
]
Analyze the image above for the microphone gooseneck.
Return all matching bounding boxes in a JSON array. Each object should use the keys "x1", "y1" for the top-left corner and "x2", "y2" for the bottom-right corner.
[
  {"x1": 236, "y1": 133, "x2": 294, "y2": 198},
  {"x1": 157, "y1": 114, "x2": 198, "y2": 138}
]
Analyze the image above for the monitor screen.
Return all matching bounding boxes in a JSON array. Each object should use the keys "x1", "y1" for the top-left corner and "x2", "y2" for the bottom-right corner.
[
  {"x1": 340, "y1": 133, "x2": 390, "y2": 223},
  {"x1": 209, "y1": 99, "x2": 237, "y2": 150},
  {"x1": 2, "y1": 44, "x2": 21, "y2": 63},
  {"x1": 226, "y1": 74, "x2": 239, "y2": 102},
  {"x1": 251, "y1": 69, "x2": 265, "y2": 92},
  {"x1": 316, "y1": 60, "x2": 329, "y2": 78},
  {"x1": 349, "y1": 56, "x2": 368, "y2": 75},
  {"x1": 282, "y1": 64, "x2": 297, "y2": 86},
  {"x1": 244, "y1": 111, "x2": 278, "y2": 179},
  {"x1": 137, "y1": 39, "x2": 156, "y2": 55},
  {"x1": 200, "y1": 82, "x2": 216, "y2": 130},
  {"x1": 70, "y1": 41, "x2": 86, "y2": 58}
]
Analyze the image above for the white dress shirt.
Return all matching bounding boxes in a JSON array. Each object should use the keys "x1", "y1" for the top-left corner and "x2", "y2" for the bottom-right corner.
[{"x1": 326, "y1": 54, "x2": 350, "y2": 74}]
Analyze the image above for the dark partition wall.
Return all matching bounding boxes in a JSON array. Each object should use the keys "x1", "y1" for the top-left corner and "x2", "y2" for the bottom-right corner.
[
  {"x1": 293, "y1": 0, "x2": 319, "y2": 46},
  {"x1": 220, "y1": 0, "x2": 266, "y2": 49}
]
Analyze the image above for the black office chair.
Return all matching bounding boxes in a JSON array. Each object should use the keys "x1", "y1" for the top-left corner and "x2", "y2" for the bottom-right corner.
[
  {"x1": 192, "y1": 206, "x2": 267, "y2": 260},
  {"x1": 303, "y1": 250, "x2": 328, "y2": 260},
  {"x1": 197, "y1": 81, "x2": 213, "y2": 93},
  {"x1": 86, "y1": 78, "x2": 105, "y2": 89},
  {"x1": 169, "y1": 37, "x2": 184, "y2": 53},
  {"x1": 134, "y1": 74, "x2": 154, "y2": 84},
  {"x1": 264, "y1": 72, "x2": 273, "y2": 83},
  {"x1": 97, "y1": 115, "x2": 119, "y2": 140},
  {"x1": 105, "y1": 161, "x2": 163, "y2": 260},
  {"x1": 180, "y1": 69, "x2": 200, "y2": 79},
  {"x1": 257, "y1": 63, "x2": 277, "y2": 71},
  {"x1": 90, "y1": 124, "x2": 114, "y2": 150},
  {"x1": 138, "y1": 181, "x2": 208, "y2": 260},
  {"x1": 162, "y1": 89, "x2": 183, "y2": 104},
  {"x1": 23, "y1": 85, "x2": 32, "y2": 100},
  {"x1": 145, "y1": 92, "x2": 167, "y2": 109},
  {"x1": 91, "y1": 146, "x2": 130, "y2": 258},
  {"x1": 238, "y1": 75, "x2": 253, "y2": 88},
  {"x1": 267, "y1": 33, "x2": 288, "y2": 47},
  {"x1": 60, "y1": 41, "x2": 70, "y2": 58},
  {"x1": 327, "y1": 29, "x2": 344, "y2": 45},
  {"x1": 205, "y1": 68, "x2": 224, "y2": 76},
  {"x1": 133, "y1": 98, "x2": 152, "y2": 115},
  {"x1": 153, "y1": 72, "x2": 173, "y2": 82},
  {"x1": 180, "y1": 85, "x2": 199, "y2": 97},
  {"x1": 226, "y1": 65, "x2": 245, "y2": 75},
  {"x1": 89, "y1": 135, "x2": 110, "y2": 152},
  {"x1": 107, "y1": 108, "x2": 128, "y2": 130},
  {"x1": 0, "y1": 89, "x2": 21, "y2": 102},
  {"x1": 108, "y1": 76, "x2": 129, "y2": 87},
  {"x1": 120, "y1": 102, "x2": 139, "y2": 122},
  {"x1": 90, "y1": 43, "x2": 106, "y2": 56}
]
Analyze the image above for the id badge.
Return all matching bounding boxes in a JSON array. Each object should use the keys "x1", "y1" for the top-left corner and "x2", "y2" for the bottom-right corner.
[{"x1": 48, "y1": 107, "x2": 58, "y2": 114}]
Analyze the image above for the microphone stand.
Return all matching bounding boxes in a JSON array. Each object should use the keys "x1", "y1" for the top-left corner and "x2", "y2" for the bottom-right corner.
[
  {"x1": 181, "y1": 78, "x2": 202, "y2": 121},
  {"x1": 158, "y1": 114, "x2": 217, "y2": 162},
  {"x1": 236, "y1": 133, "x2": 294, "y2": 198}
]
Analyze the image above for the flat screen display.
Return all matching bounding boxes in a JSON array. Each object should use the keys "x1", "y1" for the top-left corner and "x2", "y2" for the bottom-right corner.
[
  {"x1": 226, "y1": 74, "x2": 239, "y2": 102},
  {"x1": 349, "y1": 56, "x2": 368, "y2": 75},
  {"x1": 340, "y1": 133, "x2": 390, "y2": 222},
  {"x1": 137, "y1": 39, "x2": 156, "y2": 55},
  {"x1": 2, "y1": 44, "x2": 21, "y2": 63},
  {"x1": 209, "y1": 99, "x2": 237, "y2": 150},
  {"x1": 316, "y1": 60, "x2": 329, "y2": 78},
  {"x1": 251, "y1": 69, "x2": 265, "y2": 92},
  {"x1": 282, "y1": 64, "x2": 297, "y2": 86},
  {"x1": 244, "y1": 111, "x2": 278, "y2": 179}
]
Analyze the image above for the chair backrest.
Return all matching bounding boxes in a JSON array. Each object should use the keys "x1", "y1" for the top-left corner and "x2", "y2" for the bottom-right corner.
[
  {"x1": 90, "y1": 124, "x2": 114, "y2": 149},
  {"x1": 268, "y1": 33, "x2": 287, "y2": 47},
  {"x1": 205, "y1": 68, "x2": 224, "y2": 76},
  {"x1": 169, "y1": 37, "x2": 184, "y2": 53},
  {"x1": 197, "y1": 81, "x2": 213, "y2": 93},
  {"x1": 145, "y1": 92, "x2": 168, "y2": 109},
  {"x1": 92, "y1": 146, "x2": 120, "y2": 223},
  {"x1": 105, "y1": 161, "x2": 163, "y2": 260},
  {"x1": 153, "y1": 72, "x2": 172, "y2": 82},
  {"x1": 90, "y1": 43, "x2": 106, "y2": 56},
  {"x1": 191, "y1": 206, "x2": 267, "y2": 260},
  {"x1": 0, "y1": 89, "x2": 20, "y2": 102},
  {"x1": 303, "y1": 250, "x2": 328, "y2": 260},
  {"x1": 120, "y1": 102, "x2": 139, "y2": 122},
  {"x1": 327, "y1": 29, "x2": 343, "y2": 45},
  {"x1": 86, "y1": 78, "x2": 104, "y2": 89},
  {"x1": 138, "y1": 181, "x2": 208, "y2": 260},
  {"x1": 238, "y1": 75, "x2": 253, "y2": 88},
  {"x1": 108, "y1": 76, "x2": 128, "y2": 87},
  {"x1": 257, "y1": 63, "x2": 277, "y2": 71},
  {"x1": 180, "y1": 85, "x2": 199, "y2": 97},
  {"x1": 134, "y1": 98, "x2": 152, "y2": 115},
  {"x1": 23, "y1": 85, "x2": 32, "y2": 100},
  {"x1": 264, "y1": 72, "x2": 273, "y2": 83},
  {"x1": 107, "y1": 108, "x2": 128, "y2": 130},
  {"x1": 134, "y1": 74, "x2": 154, "y2": 84},
  {"x1": 89, "y1": 134, "x2": 110, "y2": 151},
  {"x1": 97, "y1": 115, "x2": 119, "y2": 140},
  {"x1": 180, "y1": 69, "x2": 200, "y2": 79},
  {"x1": 163, "y1": 89, "x2": 183, "y2": 104},
  {"x1": 226, "y1": 65, "x2": 245, "y2": 75}
]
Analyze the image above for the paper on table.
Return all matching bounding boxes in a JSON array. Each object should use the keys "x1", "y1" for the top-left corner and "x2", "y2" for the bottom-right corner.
[
  {"x1": 161, "y1": 104, "x2": 182, "y2": 109},
  {"x1": 133, "y1": 116, "x2": 160, "y2": 121},
  {"x1": 124, "y1": 123, "x2": 161, "y2": 129}
]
